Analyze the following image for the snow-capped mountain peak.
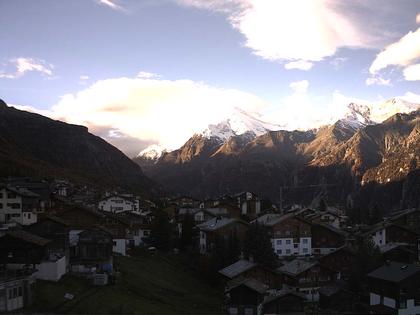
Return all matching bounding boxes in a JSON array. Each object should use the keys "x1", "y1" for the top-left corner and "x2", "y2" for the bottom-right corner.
[
  {"x1": 337, "y1": 102, "x2": 374, "y2": 131},
  {"x1": 201, "y1": 107, "x2": 283, "y2": 141},
  {"x1": 138, "y1": 144, "x2": 166, "y2": 160},
  {"x1": 335, "y1": 97, "x2": 420, "y2": 131}
]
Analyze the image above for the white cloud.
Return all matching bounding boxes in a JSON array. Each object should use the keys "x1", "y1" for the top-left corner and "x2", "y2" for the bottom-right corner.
[
  {"x1": 45, "y1": 76, "x2": 266, "y2": 151},
  {"x1": 417, "y1": 13, "x2": 420, "y2": 24},
  {"x1": 403, "y1": 63, "x2": 420, "y2": 81},
  {"x1": 95, "y1": 0, "x2": 127, "y2": 12},
  {"x1": 369, "y1": 27, "x2": 420, "y2": 74},
  {"x1": 176, "y1": 0, "x2": 385, "y2": 65},
  {"x1": 0, "y1": 57, "x2": 53, "y2": 79},
  {"x1": 137, "y1": 71, "x2": 160, "y2": 79},
  {"x1": 289, "y1": 80, "x2": 309, "y2": 94},
  {"x1": 401, "y1": 91, "x2": 420, "y2": 104},
  {"x1": 80, "y1": 75, "x2": 90, "y2": 80},
  {"x1": 284, "y1": 60, "x2": 313, "y2": 71},
  {"x1": 365, "y1": 76, "x2": 391, "y2": 86}
]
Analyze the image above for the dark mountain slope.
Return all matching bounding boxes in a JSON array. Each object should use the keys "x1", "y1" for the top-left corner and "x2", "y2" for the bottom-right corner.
[{"x1": 0, "y1": 100, "x2": 153, "y2": 193}]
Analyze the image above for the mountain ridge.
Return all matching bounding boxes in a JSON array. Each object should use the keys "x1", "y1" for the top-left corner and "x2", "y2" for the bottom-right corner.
[
  {"x1": 134, "y1": 106, "x2": 420, "y2": 210},
  {"x1": 0, "y1": 99, "x2": 154, "y2": 194}
]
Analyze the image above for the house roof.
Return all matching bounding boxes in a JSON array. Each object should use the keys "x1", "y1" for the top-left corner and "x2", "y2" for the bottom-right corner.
[
  {"x1": 277, "y1": 259, "x2": 318, "y2": 277},
  {"x1": 1, "y1": 185, "x2": 40, "y2": 198},
  {"x1": 219, "y1": 259, "x2": 257, "y2": 279},
  {"x1": 262, "y1": 290, "x2": 305, "y2": 305},
  {"x1": 318, "y1": 280, "x2": 349, "y2": 297},
  {"x1": 315, "y1": 223, "x2": 348, "y2": 237},
  {"x1": 388, "y1": 208, "x2": 419, "y2": 222},
  {"x1": 367, "y1": 261, "x2": 420, "y2": 283},
  {"x1": 361, "y1": 221, "x2": 418, "y2": 237},
  {"x1": 178, "y1": 208, "x2": 202, "y2": 215},
  {"x1": 41, "y1": 215, "x2": 72, "y2": 227},
  {"x1": 225, "y1": 277, "x2": 267, "y2": 294},
  {"x1": 252, "y1": 213, "x2": 283, "y2": 226},
  {"x1": 203, "y1": 208, "x2": 228, "y2": 216},
  {"x1": 99, "y1": 194, "x2": 135, "y2": 203},
  {"x1": 378, "y1": 243, "x2": 414, "y2": 254},
  {"x1": 318, "y1": 245, "x2": 355, "y2": 259},
  {"x1": 197, "y1": 217, "x2": 247, "y2": 232},
  {"x1": 6, "y1": 230, "x2": 51, "y2": 246}
]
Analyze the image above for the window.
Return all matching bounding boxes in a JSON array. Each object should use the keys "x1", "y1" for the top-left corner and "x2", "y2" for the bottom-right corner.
[
  {"x1": 7, "y1": 203, "x2": 20, "y2": 209},
  {"x1": 294, "y1": 244, "x2": 298, "y2": 248},
  {"x1": 7, "y1": 193, "x2": 17, "y2": 199},
  {"x1": 0, "y1": 203, "x2": 2, "y2": 209},
  {"x1": 11, "y1": 214, "x2": 20, "y2": 218},
  {"x1": 28, "y1": 213, "x2": 31, "y2": 219},
  {"x1": 276, "y1": 240, "x2": 282, "y2": 245},
  {"x1": 286, "y1": 249, "x2": 291, "y2": 254},
  {"x1": 303, "y1": 248, "x2": 308, "y2": 253},
  {"x1": 415, "y1": 288, "x2": 420, "y2": 306},
  {"x1": 13, "y1": 287, "x2": 17, "y2": 298},
  {"x1": 302, "y1": 238, "x2": 308, "y2": 244},
  {"x1": 18, "y1": 287, "x2": 22, "y2": 297},
  {"x1": 399, "y1": 299, "x2": 407, "y2": 309},
  {"x1": 113, "y1": 241, "x2": 117, "y2": 246},
  {"x1": 0, "y1": 193, "x2": 3, "y2": 198},
  {"x1": 286, "y1": 239, "x2": 291, "y2": 245},
  {"x1": 277, "y1": 249, "x2": 282, "y2": 255}
]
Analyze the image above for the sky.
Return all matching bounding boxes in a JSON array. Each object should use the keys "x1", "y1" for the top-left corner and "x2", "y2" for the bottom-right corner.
[{"x1": 0, "y1": 0, "x2": 420, "y2": 156}]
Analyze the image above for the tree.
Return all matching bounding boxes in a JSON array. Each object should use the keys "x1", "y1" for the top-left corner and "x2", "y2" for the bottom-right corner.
[
  {"x1": 349, "y1": 237, "x2": 383, "y2": 291},
  {"x1": 150, "y1": 209, "x2": 173, "y2": 249},
  {"x1": 318, "y1": 198, "x2": 327, "y2": 212},
  {"x1": 243, "y1": 222, "x2": 278, "y2": 268},
  {"x1": 180, "y1": 213, "x2": 196, "y2": 249}
]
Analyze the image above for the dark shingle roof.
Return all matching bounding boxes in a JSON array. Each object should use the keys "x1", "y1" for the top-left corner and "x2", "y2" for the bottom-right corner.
[
  {"x1": 367, "y1": 261, "x2": 420, "y2": 283},
  {"x1": 219, "y1": 259, "x2": 257, "y2": 279},
  {"x1": 197, "y1": 217, "x2": 247, "y2": 232},
  {"x1": 262, "y1": 290, "x2": 305, "y2": 305},
  {"x1": 6, "y1": 230, "x2": 51, "y2": 246},
  {"x1": 277, "y1": 259, "x2": 318, "y2": 277},
  {"x1": 225, "y1": 277, "x2": 267, "y2": 294}
]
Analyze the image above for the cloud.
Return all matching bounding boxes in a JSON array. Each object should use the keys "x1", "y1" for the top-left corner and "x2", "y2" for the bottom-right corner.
[
  {"x1": 95, "y1": 0, "x2": 127, "y2": 12},
  {"x1": 0, "y1": 57, "x2": 53, "y2": 79},
  {"x1": 417, "y1": 13, "x2": 420, "y2": 24},
  {"x1": 137, "y1": 71, "x2": 160, "y2": 79},
  {"x1": 44, "y1": 75, "x2": 266, "y2": 152},
  {"x1": 330, "y1": 57, "x2": 347, "y2": 70},
  {"x1": 365, "y1": 76, "x2": 391, "y2": 86},
  {"x1": 403, "y1": 63, "x2": 420, "y2": 81},
  {"x1": 289, "y1": 80, "x2": 309, "y2": 94},
  {"x1": 369, "y1": 27, "x2": 420, "y2": 74},
  {"x1": 284, "y1": 60, "x2": 313, "y2": 71},
  {"x1": 80, "y1": 75, "x2": 90, "y2": 80},
  {"x1": 176, "y1": 0, "x2": 387, "y2": 65}
]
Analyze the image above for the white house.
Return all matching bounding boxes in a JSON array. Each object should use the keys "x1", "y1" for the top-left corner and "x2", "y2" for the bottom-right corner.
[
  {"x1": 0, "y1": 186, "x2": 39, "y2": 226},
  {"x1": 98, "y1": 195, "x2": 137, "y2": 214},
  {"x1": 253, "y1": 213, "x2": 312, "y2": 257}
]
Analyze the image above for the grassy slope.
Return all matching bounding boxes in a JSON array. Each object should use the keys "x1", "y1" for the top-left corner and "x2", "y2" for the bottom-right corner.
[{"x1": 31, "y1": 251, "x2": 222, "y2": 315}]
